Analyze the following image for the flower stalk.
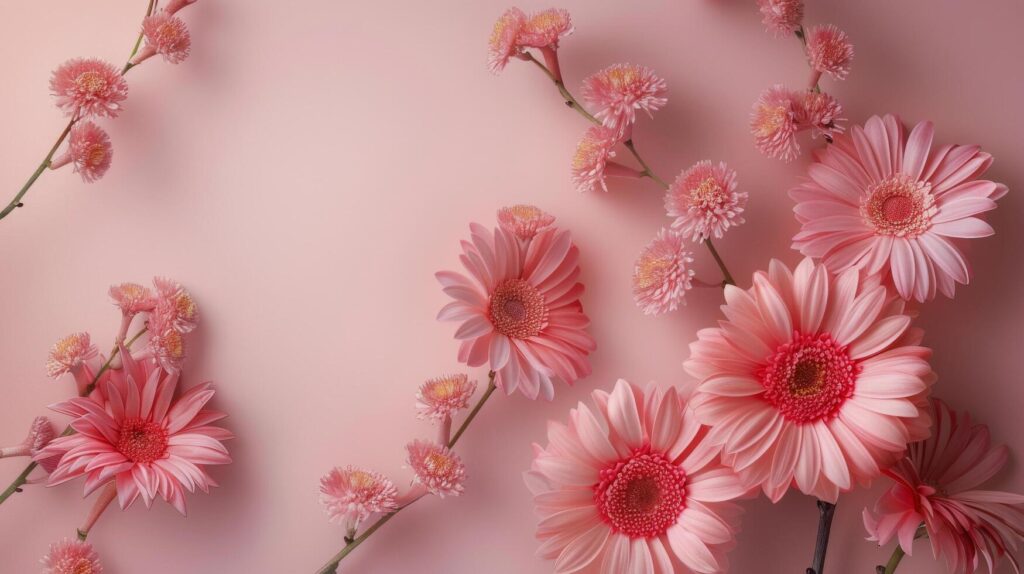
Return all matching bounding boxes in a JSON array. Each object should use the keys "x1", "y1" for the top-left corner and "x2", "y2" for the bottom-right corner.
[{"x1": 806, "y1": 500, "x2": 836, "y2": 574}]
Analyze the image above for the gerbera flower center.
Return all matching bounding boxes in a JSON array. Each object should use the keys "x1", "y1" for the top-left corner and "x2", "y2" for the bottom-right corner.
[
  {"x1": 862, "y1": 175, "x2": 935, "y2": 237},
  {"x1": 760, "y1": 332, "x2": 859, "y2": 423},
  {"x1": 754, "y1": 105, "x2": 787, "y2": 137},
  {"x1": 425, "y1": 377, "x2": 461, "y2": 401},
  {"x1": 116, "y1": 418, "x2": 168, "y2": 463},
  {"x1": 634, "y1": 252, "x2": 673, "y2": 290},
  {"x1": 75, "y1": 71, "x2": 107, "y2": 95},
  {"x1": 424, "y1": 451, "x2": 456, "y2": 476},
  {"x1": 690, "y1": 177, "x2": 727, "y2": 210},
  {"x1": 594, "y1": 447, "x2": 687, "y2": 538},
  {"x1": 85, "y1": 144, "x2": 107, "y2": 167},
  {"x1": 605, "y1": 67, "x2": 639, "y2": 90},
  {"x1": 488, "y1": 278, "x2": 547, "y2": 339}
]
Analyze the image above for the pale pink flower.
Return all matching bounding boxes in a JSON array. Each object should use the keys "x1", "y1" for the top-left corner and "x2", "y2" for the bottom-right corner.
[
  {"x1": 49, "y1": 121, "x2": 113, "y2": 183},
  {"x1": 406, "y1": 440, "x2": 466, "y2": 498},
  {"x1": 163, "y1": 0, "x2": 197, "y2": 16},
  {"x1": 497, "y1": 204, "x2": 556, "y2": 240},
  {"x1": 632, "y1": 228, "x2": 695, "y2": 316},
  {"x1": 50, "y1": 59, "x2": 127, "y2": 119},
  {"x1": 437, "y1": 223, "x2": 595, "y2": 400},
  {"x1": 109, "y1": 282, "x2": 156, "y2": 316},
  {"x1": 757, "y1": 0, "x2": 804, "y2": 36},
  {"x1": 807, "y1": 24, "x2": 854, "y2": 81},
  {"x1": 146, "y1": 316, "x2": 187, "y2": 372},
  {"x1": 46, "y1": 332, "x2": 98, "y2": 378},
  {"x1": 0, "y1": 416, "x2": 56, "y2": 459},
  {"x1": 36, "y1": 346, "x2": 232, "y2": 514},
  {"x1": 798, "y1": 90, "x2": 845, "y2": 140},
  {"x1": 864, "y1": 399, "x2": 1024, "y2": 574},
  {"x1": 686, "y1": 257, "x2": 935, "y2": 502},
  {"x1": 153, "y1": 276, "x2": 199, "y2": 333},
  {"x1": 488, "y1": 7, "x2": 526, "y2": 73},
  {"x1": 571, "y1": 125, "x2": 622, "y2": 193},
  {"x1": 416, "y1": 374, "x2": 477, "y2": 421},
  {"x1": 750, "y1": 84, "x2": 802, "y2": 162},
  {"x1": 134, "y1": 13, "x2": 191, "y2": 65},
  {"x1": 527, "y1": 379, "x2": 746, "y2": 574},
  {"x1": 41, "y1": 539, "x2": 103, "y2": 574},
  {"x1": 791, "y1": 114, "x2": 1008, "y2": 302},
  {"x1": 319, "y1": 466, "x2": 399, "y2": 532},
  {"x1": 582, "y1": 64, "x2": 668, "y2": 136},
  {"x1": 666, "y1": 160, "x2": 747, "y2": 241},
  {"x1": 518, "y1": 8, "x2": 573, "y2": 49}
]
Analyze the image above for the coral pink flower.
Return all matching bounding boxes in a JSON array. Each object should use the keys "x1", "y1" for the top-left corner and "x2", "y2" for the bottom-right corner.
[
  {"x1": 46, "y1": 332, "x2": 98, "y2": 379},
  {"x1": 134, "y1": 13, "x2": 191, "y2": 65},
  {"x1": 686, "y1": 257, "x2": 935, "y2": 502},
  {"x1": 518, "y1": 8, "x2": 573, "y2": 49},
  {"x1": 526, "y1": 379, "x2": 746, "y2": 574},
  {"x1": 109, "y1": 282, "x2": 156, "y2": 317},
  {"x1": 49, "y1": 121, "x2": 113, "y2": 183},
  {"x1": 488, "y1": 7, "x2": 526, "y2": 73},
  {"x1": 498, "y1": 204, "x2": 556, "y2": 241},
  {"x1": 50, "y1": 59, "x2": 128, "y2": 119},
  {"x1": 750, "y1": 85, "x2": 802, "y2": 162},
  {"x1": 582, "y1": 64, "x2": 668, "y2": 136},
  {"x1": 41, "y1": 539, "x2": 103, "y2": 574},
  {"x1": 147, "y1": 321, "x2": 186, "y2": 372},
  {"x1": 864, "y1": 399, "x2": 1024, "y2": 574},
  {"x1": 0, "y1": 416, "x2": 56, "y2": 459},
  {"x1": 36, "y1": 346, "x2": 232, "y2": 514},
  {"x1": 416, "y1": 374, "x2": 477, "y2": 421},
  {"x1": 790, "y1": 114, "x2": 1008, "y2": 302},
  {"x1": 806, "y1": 24, "x2": 854, "y2": 82},
  {"x1": 757, "y1": 0, "x2": 804, "y2": 37},
  {"x1": 406, "y1": 439, "x2": 466, "y2": 498},
  {"x1": 571, "y1": 125, "x2": 628, "y2": 193},
  {"x1": 319, "y1": 466, "x2": 399, "y2": 532},
  {"x1": 436, "y1": 222, "x2": 595, "y2": 400},
  {"x1": 153, "y1": 276, "x2": 199, "y2": 333},
  {"x1": 163, "y1": 0, "x2": 197, "y2": 16},
  {"x1": 666, "y1": 160, "x2": 747, "y2": 242},
  {"x1": 798, "y1": 90, "x2": 845, "y2": 140},
  {"x1": 632, "y1": 228, "x2": 695, "y2": 316}
]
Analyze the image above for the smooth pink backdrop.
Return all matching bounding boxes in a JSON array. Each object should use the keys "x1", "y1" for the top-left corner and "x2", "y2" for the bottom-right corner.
[{"x1": 1, "y1": 1, "x2": 1022, "y2": 572}]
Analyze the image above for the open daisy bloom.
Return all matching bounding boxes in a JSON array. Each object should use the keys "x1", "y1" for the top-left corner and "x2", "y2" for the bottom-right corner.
[
  {"x1": 686, "y1": 257, "x2": 935, "y2": 502},
  {"x1": 436, "y1": 216, "x2": 595, "y2": 400},
  {"x1": 526, "y1": 379, "x2": 745, "y2": 574},
  {"x1": 864, "y1": 398, "x2": 1024, "y2": 574},
  {"x1": 319, "y1": 466, "x2": 398, "y2": 534},
  {"x1": 791, "y1": 114, "x2": 1008, "y2": 302},
  {"x1": 41, "y1": 538, "x2": 103, "y2": 574}
]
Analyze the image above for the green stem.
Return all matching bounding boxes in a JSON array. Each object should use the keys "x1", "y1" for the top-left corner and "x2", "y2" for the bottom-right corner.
[
  {"x1": 84, "y1": 327, "x2": 147, "y2": 396},
  {"x1": 876, "y1": 525, "x2": 926, "y2": 574},
  {"x1": 0, "y1": 462, "x2": 38, "y2": 506}
]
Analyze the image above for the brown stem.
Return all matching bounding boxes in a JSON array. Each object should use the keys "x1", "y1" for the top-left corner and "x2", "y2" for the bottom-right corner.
[{"x1": 806, "y1": 500, "x2": 837, "y2": 574}]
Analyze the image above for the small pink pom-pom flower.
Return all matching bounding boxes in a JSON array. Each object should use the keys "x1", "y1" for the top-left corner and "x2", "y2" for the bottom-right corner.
[
  {"x1": 319, "y1": 466, "x2": 399, "y2": 533},
  {"x1": 488, "y1": 7, "x2": 526, "y2": 73},
  {"x1": 416, "y1": 374, "x2": 477, "y2": 421},
  {"x1": 582, "y1": 64, "x2": 668, "y2": 136},
  {"x1": 632, "y1": 228, "x2": 695, "y2": 316},
  {"x1": 50, "y1": 58, "x2": 127, "y2": 119},
  {"x1": 571, "y1": 125, "x2": 622, "y2": 193},
  {"x1": 518, "y1": 8, "x2": 573, "y2": 49},
  {"x1": 49, "y1": 121, "x2": 113, "y2": 183},
  {"x1": 807, "y1": 24, "x2": 854, "y2": 81},
  {"x1": 497, "y1": 204, "x2": 556, "y2": 240},
  {"x1": 109, "y1": 282, "x2": 157, "y2": 316},
  {"x1": 665, "y1": 160, "x2": 747, "y2": 241},
  {"x1": 163, "y1": 0, "x2": 198, "y2": 16},
  {"x1": 757, "y1": 0, "x2": 804, "y2": 37},
  {"x1": 41, "y1": 539, "x2": 103, "y2": 574},
  {"x1": 153, "y1": 276, "x2": 199, "y2": 333},
  {"x1": 406, "y1": 440, "x2": 466, "y2": 498},
  {"x1": 46, "y1": 332, "x2": 98, "y2": 378},
  {"x1": 147, "y1": 317, "x2": 187, "y2": 372},
  {"x1": 0, "y1": 416, "x2": 56, "y2": 459},
  {"x1": 134, "y1": 13, "x2": 191, "y2": 65},
  {"x1": 750, "y1": 84, "x2": 802, "y2": 161},
  {"x1": 799, "y1": 90, "x2": 845, "y2": 140}
]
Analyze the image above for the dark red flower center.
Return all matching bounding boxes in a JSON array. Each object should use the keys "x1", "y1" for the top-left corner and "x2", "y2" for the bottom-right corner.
[
  {"x1": 594, "y1": 447, "x2": 687, "y2": 538},
  {"x1": 488, "y1": 278, "x2": 547, "y2": 339},
  {"x1": 116, "y1": 418, "x2": 168, "y2": 463},
  {"x1": 760, "y1": 332, "x2": 859, "y2": 423}
]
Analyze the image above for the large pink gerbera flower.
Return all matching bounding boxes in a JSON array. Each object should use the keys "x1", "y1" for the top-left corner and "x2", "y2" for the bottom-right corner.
[
  {"x1": 582, "y1": 64, "x2": 668, "y2": 137},
  {"x1": 50, "y1": 58, "x2": 128, "y2": 119},
  {"x1": 790, "y1": 114, "x2": 1008, "y2": 302},
  {"x1": 526, "y1": 379, "x2": 746, "y2": 574},
  {"x1": 41, "y1": 538, "x2": 103, "y2": 574},
  {"x1": 864, "y1": 399, "x2": 1024, "y2": 574},
  {"x1": 436, "y1": 221, "x2": 595, "y2": 400},
  {"x1": 686, "y1": 257, "x2": 935, "y2": 502},
  {"x1": 35, "y1": 346, "x2": 232, "y2": 514}
]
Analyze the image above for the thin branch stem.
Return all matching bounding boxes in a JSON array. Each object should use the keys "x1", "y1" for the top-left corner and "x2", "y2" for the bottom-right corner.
[
  {"x1": 448, "y1": 373, "x2": 497, "y2": 448},
  {"x1": 875, "y1": 525, "x2": 926, "y2": 574},
  {"x1": 806, "y1": 500, "x2": 837, "y2": 574}
]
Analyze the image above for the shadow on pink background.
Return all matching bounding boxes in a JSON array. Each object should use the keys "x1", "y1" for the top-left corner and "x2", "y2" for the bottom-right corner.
[{"x1": 0, "y1": 0, "x2": 1021, "y2": 572}]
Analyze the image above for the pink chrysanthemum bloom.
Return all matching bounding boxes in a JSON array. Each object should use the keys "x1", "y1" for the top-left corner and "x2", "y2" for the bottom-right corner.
[
  {"x1": 49, "y1": 121, "x2": 113, "y2": 183},
  {"x1": 134, "y1": 13, "x2": 191, "y2": 65},
  {"x1": 49, "y1": 58, "x2": 127, "y2": 119},
  {"x1": 109, "y1": 282, "x2": 156, "y2": 316},
  {"x1": 686, "y1": 257, "x2": 935, "y2": 502},
  {"x1": 864, "y1": 399, "x2": 1024, "y2": 574},
  {"x1": 41, "y1": 539, "x2": 103, "y2": 574},
  {"x1": 406, "y1": 440, "x2": 466, "y2": 498},
  {"x1": 790, "y1": 114, "x2": 1008, "y2": 302},
  {"x1": 526, "y1": 379, "x2": 746, "y2": 574},
  {"x1": 488, "y1": 7, "x2": 526, "y2": 73},
  {"x1": 164, "y1": 0, "x2": 198, "y2": 16},
  {"x1": 416, "y1": 374, "x2": 477, "y2": 421},
  {"x1": 751, "y1": 84, "x2": 803, "y2": 162},
  {"x1": 437, "y1": 223, "x2": 595, "y2": 400},
  {"x1": 46, "y1": 332, "x2": 98, "y2": 379},
  {"x1": 632, "y1": 229, "x2": 695, "y2": 316},
  {"x1": 319, "y1": 466, "x2": 399, "y2": 532},
  {"x1": 756, "y1": 0, "x2": 804, "y2": 36},
  {"x1": 0, "y1": 416, "x2": 56, "y2": 459},
  {"x1": 799, "y1": 90, "x2": 845, "y2": 140},
  {"x1": 806, "y1": 24, "x2": 854, "y2": 81},
  {"x1": 571, "y1": 125, "x2": 623, "y2": 193},
  {"x1": 665, "y1": 160, "x2": 747, "y2": 242},
  {"x1": 518, "y1": 8, "x2": 573, "y2": 49},
  {"x1": 497, "y1": 204, "x2": 556, "y2": 241},
  {"x1": 153, "y1": 276, "x2": 199, "y2": 333},
  {"x1": 582, "y1": 64, "x2": 668, "y2": 136},
  {"x1": 147, "y1": 315, "x2": 187, "y2": 372},
  {"x1": 35, "y1": 346, "x2": 232, "y2": 514}
]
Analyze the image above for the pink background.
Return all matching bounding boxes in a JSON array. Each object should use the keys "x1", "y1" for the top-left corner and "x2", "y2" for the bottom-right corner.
[{"x1": 1, "y1": 0, "x2": 1022, "y2": 572}]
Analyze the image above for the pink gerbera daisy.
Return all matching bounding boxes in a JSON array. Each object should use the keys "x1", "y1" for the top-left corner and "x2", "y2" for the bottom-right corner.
[
  {"x1": 50, "y1": 58, "x2": 128, "y2": 119},
  {"x1": 109, "y1": 282, "x2": 156, "y2": 317},
  {"x1": 686, "y1": 257, "x2": 935, "y2": 502},
  {"x1": 153, "y1": 276, "x2": 199, "y2": 333},
  {"x1": 406, "y1": 439, "x2": 466, "y2": 498},
  {"x1": 526, "y1": 379, "x2": 746, "y2": 574},
  {"x1": 756, "y1": 0, "x2": 804, "y2": 37},
  {"x1": 806, "y1": 24, "x2": 854, "y2": 82},
  {"x1": 35, "y1": 345, "x2": 232, "y2": 514},
  {"x1": 49, "y1": 121, "x2": 113, "y2": 183},
  {"x1": 46, "y1": 332, "x2": 98, "y2": 379},
  {"x1": 790, "y1": 114, "x2": 1008, "y2": 302},
  {"x1": 0, "y1": 416, "x2": 56, "y2": 459},
  {"x1": 319, "y1": 466, "x2": 399, "y2": 533},
  {"x1": 582, "y1": 64, "x2": 668, "y2": 136},
  {"x1": 488, "y1": 7, "x2": 526, "y2": 73},
  {"x1": 864, "y1": 399, "x2": 1024, "y2": 574},
  {"x1": 750, "y1": 85, "x2": 802, "y2": 162},
  {"x1": 436, "y1": 222, "x2": 595, "y2": 400},
  {"x1": 666, "y1": 160, "x2": 747, "y2": 242},
  {"x1": 134, "y1": 13, "x2": 191, "y2": 65},
  {"x1": 41, "y1": 539, "x2": 103, "y2": 574},
  {"x1": 518, "y1": 8, "x2": 573, "y2": 49},
  {"x1": 632, "y1": 228, "x2": 695, "y2": 316},
  {"x1": 497, "y1": 204, "x2": 556, "y2": 240},
  {"x1": 571, "y1": 125, "x2": 632, "y2": 193},
  {"x1": 416, "y1": 374, "x2": 477, "y2": 421}
]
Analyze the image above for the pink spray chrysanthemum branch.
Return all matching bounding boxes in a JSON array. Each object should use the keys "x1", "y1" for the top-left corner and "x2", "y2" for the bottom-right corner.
[{"x1": 0, "y1": 0, "x2": 202, "y2": 223}]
